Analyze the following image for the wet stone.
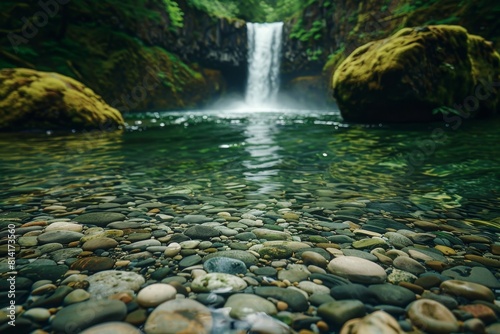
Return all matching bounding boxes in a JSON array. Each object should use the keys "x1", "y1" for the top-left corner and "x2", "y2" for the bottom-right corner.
[
  {"x1": 37, "y1": 230, "x2": 83, "y2": 244},
  {"x1": 203, "y1": 257, "x2": 247, "y2": 275},
  {"x1": 203, "y1": 250, "x2": 258, "y2": 267},
  {"x1": 87, "y1": 270, "x2": 145, "y2": 299},
  {"x1": 191, "y1": 273, "x2": 247, "y2": 293},
  {"x1": 328, "y1": 256, "x2": 387, "y2": 284},
  {"x1": 179, "y1": 254, "x2": 202, "y2": 268},
  {"x1": 73, "y1": 212, "x2": 127, "y2": 227},
  {"x1": 51, "y1": 299, "x2": 127, "y2": 333},
  {"x1": 368, "y1": 283, "x2": 416, "y2": 307},
  {"x1": 70, "y1": 257, "x2": 115, "y2": 272},
  {"x1": 441, "y1": 266, "x2": 500, "y2": 288},
  {"x1": 317, "y1": 300, "x2": 366, "y2": 328},
  {"x1": 225, "y1": 293, "x2": 277, "y2": 319},
  {"x1": 184, "y1": 225, "x2": 220, "y2": 239},
  {"x1": 254, "y1": 286, "x2": 309, "y2": 312}
]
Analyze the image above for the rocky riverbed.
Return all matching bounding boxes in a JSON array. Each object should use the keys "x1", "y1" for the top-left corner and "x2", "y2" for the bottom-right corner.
[{"x1": 1, "y1": 183, "x2": 499, "y2": 334}]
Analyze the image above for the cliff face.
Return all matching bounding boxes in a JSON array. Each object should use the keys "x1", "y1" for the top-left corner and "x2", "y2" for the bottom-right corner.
[
  {"x1": 282, "y1": 0, "x2": 500, "y2": 81},
  {"x1": 0, "y1": 0, "x2": 248, "y2": 112}
]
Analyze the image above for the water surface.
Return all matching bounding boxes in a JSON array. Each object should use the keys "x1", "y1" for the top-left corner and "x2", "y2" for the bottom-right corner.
[{"x1": 1, "y1": 108, "x2": 499, "y2": 231}]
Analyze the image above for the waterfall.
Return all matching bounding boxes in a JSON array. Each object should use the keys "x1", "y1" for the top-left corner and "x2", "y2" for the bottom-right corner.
[{"x1": 245, "y1": 22, "x2": 284, "y2": 106}]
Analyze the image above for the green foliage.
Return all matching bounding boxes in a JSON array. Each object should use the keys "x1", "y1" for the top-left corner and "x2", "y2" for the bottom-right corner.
[
  {"x1": 306, "y1": 48, "x2": 322, "y2": 61},
  {"x1": 163, "y1": 0, "x2": 184, "y2": 30},
  {"x1": 290, "y1": 19, "x2": 324, "y2": 42}
]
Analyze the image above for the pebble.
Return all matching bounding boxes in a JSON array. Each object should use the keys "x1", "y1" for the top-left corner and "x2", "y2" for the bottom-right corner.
[
  {"x1": 440, "y1": 280, "x2": 495, "y2": 302},
  {"x1": 203, "y1": 257, "x2": 247, "y2": 275},
  {"x1": 63, "y1": 288, "x2": 91, "y2": 305},
  {"x1": 80, "y1": 322, "x2": 143, "y2": 334},
  {"x1": 51, "y1": 299, "x2": 127, "y2": 333},
  {"x1": 144, "y1": 299, "x2": 212, "y2": 334},
  {"x1": 191, "y1": 273, "x2": 247, "y2": 293},
  {"x1": 392, "y1": 256, "x2": 426, "y2": 275},
  {"x1": 224, "y1": 293, "x2": 277, "y2": 319},
  {"x1": 137, "y1": 283, "x2": 177, "y2": 307},
  {"x1": 317, "y1": 300, "x2": 366, "y2": 327},
  {"x1": 368, "y1": 283, "x2": 416, "y2": 307},
  {"x1": 73, "y1": 212, "x2": 127, "y2": 227},
  {"x1": 407, "y1": 299, "x2": 459, "y2": 334},
  {"x1": 82, "y1": 237, "x2": 118, "y2": 251},
  {"x1": 203, "y1": 250, "x2": 258, "y2": 267},
  {"x1": 277, "y1": 264, "x2": 311, "y2": 283},
  {"x1": 37, "y1": 230, "x2": 83, "y2": 244},
  {"x1": 70, "y1": 257, "x2": 115, "y2": 272},
  {"x1": 86, "y1": 270, "x2": 145, "y2": 299},
  {"x1": 340, "y1": 310, "x2": 405, "y2": 334},
  {"x1": 327, "y1": 256, "x2": 387, "y2": 284},
  {"x1": 254, "y1": 286, "x2": 309, "y2": 312}
]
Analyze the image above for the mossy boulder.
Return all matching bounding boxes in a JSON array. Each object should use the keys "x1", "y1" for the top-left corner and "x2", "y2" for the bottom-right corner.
[
  {"x1": 0, "y1": 68, "x2": 124, "y2": 131},
  {"x1": 332, "y1": 25, "x2": 500, "y2": 123}
]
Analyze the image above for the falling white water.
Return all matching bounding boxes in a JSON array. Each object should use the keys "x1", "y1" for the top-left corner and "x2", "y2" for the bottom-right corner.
[{"x1": 245, "y1": 22, "x2": 284, "y2": 107}]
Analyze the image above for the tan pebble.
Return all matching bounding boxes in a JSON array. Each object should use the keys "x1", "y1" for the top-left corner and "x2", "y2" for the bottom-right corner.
[
  {"x1": 435, "y1": 245, "x2": 456, "y2": 255},
  {"x1": 425, "y1": 260, "x2": 447, "y2": 272},
  {"x1": 407, "y1": 299, "x2": 458, "y2": 333},
  {"x1": 21, "y1": 221, "x2": 47, "y2": 227},
  {"x1": 32, "y1": 284, "x2": 57, "y2": 295},
  {"x1": 313, "y1": 279, "x2": 323, "y2": 285},
  {"x1": 298, "y1": 330, "x2": 314, "y2": 334},
  {"x1": 148, "y1": 208, "x2": 160, "y2": 214},
  {"x1": 441, "y1": 280, "x2": 494, "y2": 302},
  {"x1": 109, "y1": 292, "x2": 133, "y2": 303},
  {"x1": 66, "y1": 281, "x2": 89, "y2": 290},
  {"x1": 277, "y1": 301, "x2": 288, "y2": 311},
  {"x1": 317, "y1": 320, "x2": 329, "y2": 332},
  {"x1": 78, "y1": 251, "x2": 94, "y2": 257},
  {"x1": 115, "y1": 260, "x2": 130, "y2": 267},
  {"x1": 464, "y1": 254, "x2": 500, "y2": 268}
]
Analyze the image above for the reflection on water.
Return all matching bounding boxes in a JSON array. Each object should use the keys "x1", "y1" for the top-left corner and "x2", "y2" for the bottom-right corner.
[
  {"x1": 243, "y1": 117, "x2": 282, "y2": 195},
  {"x1": 0, "y1": 109, "x2": 499, "y2": 227}
]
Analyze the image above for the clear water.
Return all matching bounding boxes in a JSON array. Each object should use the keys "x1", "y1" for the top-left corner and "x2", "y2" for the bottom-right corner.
[
  {"x1": 245, "y1": 22, "x2": 284, "y2": 106},
  {"x1": 1, "y1": 108, "x2": 499, "y2": 231}
]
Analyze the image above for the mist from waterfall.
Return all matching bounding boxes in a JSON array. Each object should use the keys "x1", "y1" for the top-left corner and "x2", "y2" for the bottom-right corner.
[{"x1": 245, "y1": 22, "x2": 284, "y2": 107}]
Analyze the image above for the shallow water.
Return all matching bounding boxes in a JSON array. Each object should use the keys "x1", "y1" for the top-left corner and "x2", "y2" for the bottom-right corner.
[{"x1": 1, "y1": 108, "x2": 499, "y2": 229}]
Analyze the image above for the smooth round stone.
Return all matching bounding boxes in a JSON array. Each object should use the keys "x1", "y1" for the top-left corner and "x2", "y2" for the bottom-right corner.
[
  {"x1": 37, "y1": 231, "x2": 83, "y2": 244},
  {"x1": 203, "y1": 250, "x2": 258, "y2": 267},
  {"x1": 184, "y1": 225, "x2": 220, "y2": 239},
  {"x1": 164, "y1": 243, "x2": 181, "y2": 257},
  {"x1": 73, "y1": 212, "x2": 127, "y2": 227},
  {"x1": 191, "y1": 273, "x2": 247, "y2": 293},
  {"x1": 341, "y1": 249, "x2": 378, "y2": 262},
  {"x1": 440, "y1": 280, "x2": 495, "y2": 302},
  {"x1": 368, "y1": 284, "x2": 416, "y2": 307},
  {"x1": 301, "y1": 251, "x2": 328, "y2": 268},
  {"x1": 87, "y1": 270, "x2": 145, "y2": 299},
  {"x1": 64, "y1": 288, "x2": 91, "y2": 305},
  {"x1": 277, "y1": 264, "x2": 311, "y2": 283},
  {"x1": 393, "y1": 256, "x2": 426, "y2": 275},
  {"x1": 405, "y1": 247, "x2": 447, "y2": 262},
  {"x1": 18, "y1": 259, "x2": 68, "y2": 281},
  {"x1": 179, "y1": 254, "x2": 202, "y2": 268},
  {"x1": 70, "y1": 257, "x2": 115, "y2": 272},
  {"x1": 123, "y1": 240, "x2": 161, "y2": 251},
  {"x1": 317, "y1": 300, "x2": 366, "y2": 327},
  {"x1": 45, "y1": 222, "x2": 83, "y2": 232},
  {"x1": 80, "y1": 322, "x2": 142, "y2": 334},
  {"x1": 144, "y1": 299, "x2": 212, "y2": 334},
  {"x1": 180, "y1": 240, "x2": 201, "y2": 249},
  {"x1": 137, "y1": 283, "x2": 176, "y2": 308},
  {"x1": 37, "y1": 242, "x2": 63, "y2": 254},
  {"x1": 441, "y1": 266, "x2": 500, "y2": 288},
  {"x1": 464, "y1": 254, "x2": 500, "y2": 268},
  {"x1": 224, "y1": 293, "x2": 277, "y2": 319},
  {"x1": 258, "y1": 246, "x2": 293, "y2": 259},
  {"x1": 52, "y1": 299, "x2": 127, "y2": 333},
  {"x1": 352, "y1": 238, "x2": 387, "y2": 249},
  {"x1": 253, "y1": 266, "x2": 277, "y2": 276},
  {"x1": 330, "y1": 284, "x2": 378, "y2": 304},
  {"x1": 407, "y1": 299, "x2": 459, "y2": 334},
  {"x1": 328, "y1": 256, "x2": 387, "y2": 284},
  {"x1": 49, "y1": 248, "x2": 83, "y2": 262},
  {"x1": 340, "y1": 310, "x2": 405, "y2": 334},
  {"x1": 22, "y1": 307, "x2": 51, "y2": 322},
  {"x1": 203, "y1": 257, "x2": 247, "y2": 275},
  {"x1": 254, "y1": 286, "x2": 309, "y2": 312},
  {"x1": 435, "y1": 245, "x2": 456, "y2": 255},
  {"x1": 385, "y1": 232, "x2": 413, "y2": 249},
  {"x1": 263, "y1": 240, "x2": 311, "y2": 251},
  {"x1": 297, "y1": 281, "x2": 330, "y2": 295},
  {"x1": 18, "y1": 236, "x2": 39, "y2": 247},
  {"x1": 178, "y1": 214, "x2": 212, "y2": 224},
  {"x1": 252, "y1": 228, "x2": 292, "y2": 241},
  {"x1": 82, "y1": 237, "x2": 118, "y2": 251}
]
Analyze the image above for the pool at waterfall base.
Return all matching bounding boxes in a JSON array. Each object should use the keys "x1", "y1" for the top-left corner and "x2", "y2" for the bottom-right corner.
[{"x1": 1, "y1": 107, "x2": 499, "y2": 333}]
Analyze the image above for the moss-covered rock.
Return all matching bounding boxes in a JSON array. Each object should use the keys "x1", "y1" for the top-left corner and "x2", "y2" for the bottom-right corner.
[
  {"x1": 332, "y1": 25, "x2": 500, "y2": 123},
  {"x1": 0, "y1": 68, "x2": 124, "y2": 131}
]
